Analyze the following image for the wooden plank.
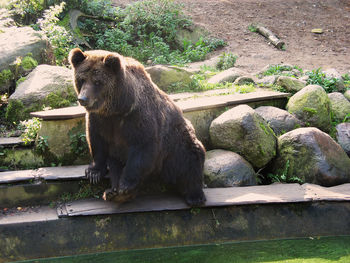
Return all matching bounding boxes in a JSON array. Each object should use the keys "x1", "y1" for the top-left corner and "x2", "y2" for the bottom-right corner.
[
  {"x1": 63, "y1": 184, "x2": 312, "y2": 217},
  {"x1": 302, "y1": 183, "x2": 350, "y2": 201},
  {"x1": 35, "y1": 165, "x2": 87, "y2": 180},
  {"x1": 0, "y1": 165, "x2": 87, "y2": 184},
  {"x1": 0, "y1": 137, "x2": 25, "y2": 148},
  {"x1": 30, "y1": 91, "x2": 289, "y2": 120}
]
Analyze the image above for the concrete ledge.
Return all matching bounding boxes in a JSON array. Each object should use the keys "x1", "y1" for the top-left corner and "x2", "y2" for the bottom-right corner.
[{"x1": 1, "y1": 200, "x2": 349, "y2": 262}]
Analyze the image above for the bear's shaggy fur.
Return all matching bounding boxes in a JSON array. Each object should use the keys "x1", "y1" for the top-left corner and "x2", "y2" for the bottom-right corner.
[{"x1": 69, "y1": 48, "x2": 206, "y2": 206}]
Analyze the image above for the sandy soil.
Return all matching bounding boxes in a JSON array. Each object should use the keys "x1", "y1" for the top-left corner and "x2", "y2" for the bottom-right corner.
[{"x1": 116, "y1": 0, "x2": 350, "y2": 74}]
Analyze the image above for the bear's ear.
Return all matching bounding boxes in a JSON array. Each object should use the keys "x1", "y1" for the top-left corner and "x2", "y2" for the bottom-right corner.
[
  {"x1": 69, "y1": 48, "x2": 86, "y2": 68},
  {"x1": 103, "y1": 54, "x2": 124, "y2": 72}
]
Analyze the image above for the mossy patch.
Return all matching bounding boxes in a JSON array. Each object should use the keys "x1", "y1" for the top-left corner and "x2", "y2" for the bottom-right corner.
[
  {"x1": 0, "y1": 69, "x2": 14, "y2": 87},
  {"x1": 21, "y1": 55, "x2": 38, "y2": 71}
]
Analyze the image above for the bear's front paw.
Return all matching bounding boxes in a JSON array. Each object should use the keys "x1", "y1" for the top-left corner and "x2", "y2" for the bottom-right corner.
[
  {"x1": 103, "y1": 188, "x2": 134, "y2": 203},
  {"x1": 85, "y1": 167, "x2": 105, "y2": 184},
  {"x1": 185, "y1": 191, "x2": 206, "y2": 207}
]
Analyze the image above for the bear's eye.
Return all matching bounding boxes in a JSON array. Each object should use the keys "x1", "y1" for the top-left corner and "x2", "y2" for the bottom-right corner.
[{"x1": 94, "y1": 80, "x2": 102, "y2": 86}]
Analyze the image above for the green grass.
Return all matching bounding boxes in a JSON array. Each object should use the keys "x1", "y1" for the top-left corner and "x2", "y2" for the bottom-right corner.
[{"x1": 18, "y1": 236, "x2": 350, "y2": 263}]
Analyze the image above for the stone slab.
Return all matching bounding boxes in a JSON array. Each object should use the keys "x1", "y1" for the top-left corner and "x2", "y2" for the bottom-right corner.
[
  {"x1": 30, "y1": 91, "x2": 289, "y2": 120},
  {"x1": 0, "y1": 165, "x2": 87, "y2": 184},
  {"x1": 30, "y1": 106, "x2": 86, "y2": 120}
]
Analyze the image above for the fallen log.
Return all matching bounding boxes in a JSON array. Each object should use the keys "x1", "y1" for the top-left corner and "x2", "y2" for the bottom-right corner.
[{"x1": 250, "y1": 24, "x2": 285, "y2": 50}]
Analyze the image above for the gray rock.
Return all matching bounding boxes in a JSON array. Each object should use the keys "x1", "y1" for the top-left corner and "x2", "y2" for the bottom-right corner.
[
  {"x1": 0, "y1": 26, "x2": 46, "y2": 72},
  {"x1": 286, "y1": 85, "x2": 331, "y2": 132},
  {"x1": 233, "y1": 76, "x2": 256, "y2": 85},
  {"x1": 255, "y1": 106, "x2": 303, "y2": 136},
  {"x1": 344, "y1": 90, "x2": 350, "y2": 101},
  {"x1": 299, "y1": 75, "x2": 309, "y2": 82},
  {"x1": 323, "y1": 68, "x2": 345, "y2": 92},
  {"x1": 271, "y1": 127, "x2": 350, "y2": 186},
  {"x1": 209, "y1": 104, "x2": 276, "y2": 169},
  {"x1": 145, "y1": 65, "x2": 193, "y2": 92},
  {"x1": 9, "y1": 65, "x2": 75, "y2": 106},
  {"x1": 256, "y1": 75, "x2": 276, "y2": 86},
  {"x1": 204, "y1": 149, "x2": 257, "y2": 187},
  {"x1": 207, "y1": 67, "x2": 246, "y2": 84},
  {"x1": 328, "y1": 92, "x2": 350, "y2": 121},
  {"x1": 336, "y1": 123, "x2": 350, "y2": 156},
  {"x1": 276, "y1": 76, "x2": 306, "y2": 93}
]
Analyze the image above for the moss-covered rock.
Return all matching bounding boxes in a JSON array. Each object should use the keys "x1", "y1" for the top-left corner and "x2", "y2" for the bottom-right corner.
[
  {"x1": 344, "y1": 90, "x2": 350, "y2": 101},
  {"x1": 255, "y1": 106, "x2": 303, "y2": 136},
  {"x1": 271, "y1": 127, "x2": 350, "y2": 186},
  {"x1": 276, "y1": 76, "x2": 306, "y2": 93},
  {"x1": 145, "y1": 65, "x2": 193, "y2": 92},
  {"x1": 328, "y1": 92, "x2": 350, "y2": 122},
  {"x1": 286, "y1": 85, "x2": 331, "y2": 132},
  {"x1": 209, "y1": 104, "x2": 276, "y2": 169},
  {"x1": 7, "y1": 65, "x2": 77, "y2": 121}
]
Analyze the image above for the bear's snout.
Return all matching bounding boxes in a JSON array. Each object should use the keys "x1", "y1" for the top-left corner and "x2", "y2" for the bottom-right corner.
[{"x1": 78, "y1": 94, "x2": 89, "y2": 106}]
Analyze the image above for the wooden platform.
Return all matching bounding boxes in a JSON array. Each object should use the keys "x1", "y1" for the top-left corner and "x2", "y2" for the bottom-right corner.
[
  {"x1": 0, "y1": 137, "x2": 25, "y2": 148},
  {"x1": 58, "y1": 183, "x2": 350, "y2": 217},
  {"x1": 0, "y1": 165, "x2": 87, "y2": 183},
  {"x1": 30, "y1": 91, "x2": 289, "y2": 120}
]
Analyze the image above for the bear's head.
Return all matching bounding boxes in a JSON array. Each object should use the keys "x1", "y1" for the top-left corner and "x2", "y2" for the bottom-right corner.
[{"x1": 69, "y1": 48, "x2": 126, "y2": 113}]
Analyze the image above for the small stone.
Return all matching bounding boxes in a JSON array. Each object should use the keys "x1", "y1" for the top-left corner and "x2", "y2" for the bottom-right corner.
[{"x1": 311, "y1": 28, "x2": 323, "y2": 34}]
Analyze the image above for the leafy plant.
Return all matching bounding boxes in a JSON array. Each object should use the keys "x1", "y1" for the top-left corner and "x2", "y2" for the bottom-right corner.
[
  {"x1": 37, "y1": 2, "x2": 75, "y2": 65},
  {"x1": 262, "y1": 64, "x2": 302, "y2": 77},
  {"x1": 7, "y1": 0, "x2": 45, "y2": 24},
  {"x1": 216, "y1": 52, "x2": 238, "y2": 70},
  {"x1": 68, "y1": 121, "x2": 89, "y2": 156},
  {"x1": 264, "y1": 160, "x2": 304, "y2": 184},
  {"x1": 19, "y1": 117, "x2": 42, "y2": 145},
  {"x1": 306, "y1": 68, "x2": 339, "y2": 93}
]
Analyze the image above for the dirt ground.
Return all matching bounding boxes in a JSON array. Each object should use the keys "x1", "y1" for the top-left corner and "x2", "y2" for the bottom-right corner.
[{"x1": 116, "y1": 0, "x2": 350, "y2": 74}]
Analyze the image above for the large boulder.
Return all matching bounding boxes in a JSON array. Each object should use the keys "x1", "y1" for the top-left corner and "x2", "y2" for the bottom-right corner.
[
  {"x1": 9, "y1": 65, "x2": 75, "y2": 106},
  {"x1": 0, "y1": 26, "x2": 46, "y2": 92},
  {"x1": 255, "y1": 106, "x2": 303, "y2": 136},
  {"x1": 209, "y1": 104, "x2": 276, "y2": 169},
  {"x1": 336, "y1": 123, "x2": 350, "y2": 156},
  {"x1": 276, "y1": 76, "x2": 306, "y2": 93},
  {"x1": 328, "y1": 92, "x2": 350, "y2": 121},
  {"x1": 204, "y1": 149, "x2": 257, "y2": 187},
  {"x1": 207, "y1": 67, "x2": 246, "y2": 84},
  {"x1": 286, "y1": 85, "x2": 331, "y2": 132},
  {"x1": 271, "y1": 127, "x2": 350, "y2": 186},
  {"x1": 145, "y1": 65, "x2": 192, "y2": 92}
]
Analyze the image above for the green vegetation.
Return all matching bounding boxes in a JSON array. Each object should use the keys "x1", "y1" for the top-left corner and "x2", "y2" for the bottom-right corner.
[
  {"x1": 306, "y1": 68, "x2": 339, "y2": 93},
  {"x1": 262, "y1": 160, "x2": 304, "y2": 184},
  {"x1": 19, "y1": 117, "x2": 41, "y2": 145},
  {"x1": 21, "y1": 236, "x2": 350, "y2": 263},
  {"x1": 216, "y1": 52, "x2": 238, "y2": 70},
  {"x1": 68, "y1": 121, "x2": 89, "y2": 156},
  {"x1": 6, "y1": 0, "x2": 225, "y2": 66},
  {"x1": 262, "y1": 64, "x2": 302, "y2": 77}
]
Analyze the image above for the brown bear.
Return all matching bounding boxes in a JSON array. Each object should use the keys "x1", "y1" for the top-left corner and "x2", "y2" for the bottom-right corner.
[{"x1": 69, "y1": 48, "x2": 206, "y2": 206}]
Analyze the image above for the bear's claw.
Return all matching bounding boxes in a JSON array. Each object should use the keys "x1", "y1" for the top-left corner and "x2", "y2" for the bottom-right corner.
[
  {"x1": 103, "y1": 188, "x2": 134, "y2": 203},
  {"x1": 85, "y1": 167, "x2": 103, "y2": 184}
]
